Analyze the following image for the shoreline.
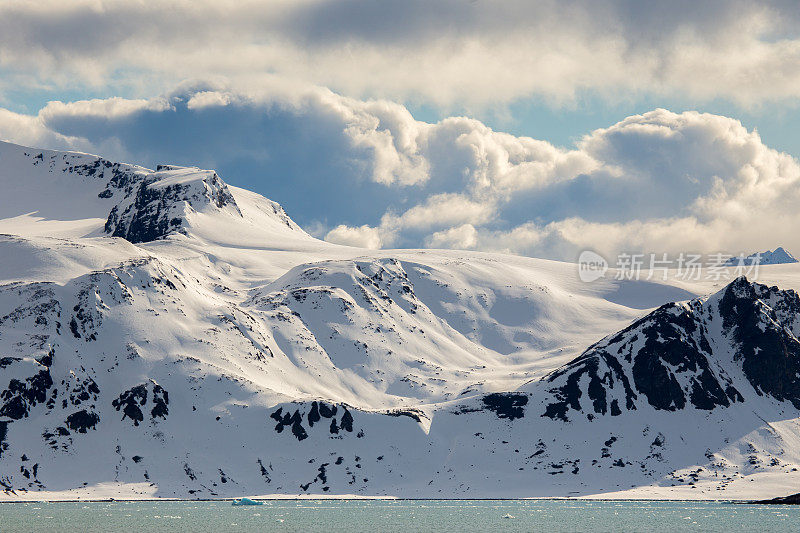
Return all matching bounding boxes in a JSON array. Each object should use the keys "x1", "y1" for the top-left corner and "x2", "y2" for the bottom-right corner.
[{"x1": 0, "y1": 496, "x2": 764, "y2": 503}]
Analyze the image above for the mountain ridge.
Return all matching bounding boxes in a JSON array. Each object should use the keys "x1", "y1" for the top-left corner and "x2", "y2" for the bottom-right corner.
[
  {"x1": 725, "y1": 247, "x2": 798, "y2": 266},
  {"x1": 1, "y1": 140, "x2": 800, "y2": 500}
]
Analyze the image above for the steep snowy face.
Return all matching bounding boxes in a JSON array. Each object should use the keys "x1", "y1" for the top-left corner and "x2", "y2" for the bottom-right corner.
[
  {"x1": 104, "y1": 166, "x2": 242, "y2": 243},
  {"x1": 0, "y1": 142, "x2": 149, "y2": 238},
  {"x1": 716, "y1": 278, "x2": 800, "y2": 406},
  {"x1": 541, "y1": 277, "x2": 800, "y2": 422}
]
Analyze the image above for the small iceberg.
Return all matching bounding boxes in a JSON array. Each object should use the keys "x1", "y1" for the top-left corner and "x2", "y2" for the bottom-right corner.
[{"x1": 232, "y1": 497, "x2": 264, "y2": 506}]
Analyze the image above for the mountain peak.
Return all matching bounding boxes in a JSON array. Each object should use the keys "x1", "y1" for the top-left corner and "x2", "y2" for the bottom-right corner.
[
  {"x1": 725, "y1": 247, "x2": 798, "y2": 266},
  {"x1": 104, "y1": 167, "x2": 242, "y2": 243},
  {"x1": 0, "y1": 140, "x2": 305, "y2": 245},
  {"x1": 542, "y1": 275, "x2": 800, "y2": 422},
  {"x1": 771, "y1": 246, "x2": 796, "y2": 261}
]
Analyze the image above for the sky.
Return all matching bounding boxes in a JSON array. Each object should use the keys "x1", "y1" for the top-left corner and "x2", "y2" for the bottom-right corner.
[{"x1": 2, "y1": 0, "x2": 800, "y2": 262}]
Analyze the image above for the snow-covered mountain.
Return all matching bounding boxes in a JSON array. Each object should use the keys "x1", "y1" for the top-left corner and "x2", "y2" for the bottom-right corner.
[
  {"x1": 725, "y1": 247, "x2": 798, "y2": 266},
  {"x1": 2, "y1": 140, "x2": 800, "y2": 500}
]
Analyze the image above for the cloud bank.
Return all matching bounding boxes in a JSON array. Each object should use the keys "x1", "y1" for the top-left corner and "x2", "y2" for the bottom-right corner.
[
  {"x1": 1, "y1": 83, "x2": 799, "y2": 262},
  {"x1": 2, "y1": 1, "x2": 800, "y2": 107}
]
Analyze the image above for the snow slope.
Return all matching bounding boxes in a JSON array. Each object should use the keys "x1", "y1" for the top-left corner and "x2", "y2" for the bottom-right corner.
[{"x1": 1, "y1": 140, "x2": 800, "y2": 500}]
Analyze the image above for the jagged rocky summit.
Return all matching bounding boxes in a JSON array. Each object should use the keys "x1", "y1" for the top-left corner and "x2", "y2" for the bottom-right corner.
[{"x1": 541, "y1": 276, "x2": 800, "y2": 421}]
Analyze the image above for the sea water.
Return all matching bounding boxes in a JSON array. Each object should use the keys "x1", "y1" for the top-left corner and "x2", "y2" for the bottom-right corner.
[{"x1": 0, "y1": 499, "x2": 797, "y2": 532}]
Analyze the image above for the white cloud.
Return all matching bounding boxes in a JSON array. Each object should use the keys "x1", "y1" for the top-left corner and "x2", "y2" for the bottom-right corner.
[
  {"x1": 186, "y1": 91, "x2": 232, "y2": 110},
  {"x1": 312, "y1": 104, "x2": 800, "y2": 260},
  {"x1": 2, "y1": 1, "x2": 800, "y2": 107},
  {"x1": 0, "y1": 108, "x2": 89, "y2": 151},
  {"x1": 2, "y1": 85, "x2": 800, "y2": 262},
  {"x1": 383, "y1": 193, "x2": 496, "y2": 232},
  {"x1": 40, "y1": 97, "x2": 172, "y2": 121},
  {"x1": 325, "y1": 224, "x2": 385, "y2": 249},
  {"x1": 425, "y1": 224, "x2": 478, "y2": 250}
]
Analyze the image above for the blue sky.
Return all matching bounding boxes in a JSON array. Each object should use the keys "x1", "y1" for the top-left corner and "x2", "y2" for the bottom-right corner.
[{"x1": 3, "y1": 1, "x2": 800, "y2": 260}]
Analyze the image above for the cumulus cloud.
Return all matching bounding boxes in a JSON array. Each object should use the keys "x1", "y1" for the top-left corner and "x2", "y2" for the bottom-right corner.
[
  {"x1": 1, "y1": 83, "x2": 800, "y2": 262},
  {"x1": 315, "y1": 106, "x2": 800, "y2": 260},
  {"x1": 39, "y1": 97, "x2": 172, "y2": 120},
  {"x1": 2, "y1": 1, "x2": 800, "y2": 107},
  {"x1": 0, "y1": 108, "x2": 85, "y2": 151},
  {"x1": 425, "y1": 224, "x2": 478, "y2": 249},
  {"x1": 382, "y1": 194, "x2": 496, "y2": 232},
  {"x1": 325, "y1": 224, "x2": 384, "y2": 249}
]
